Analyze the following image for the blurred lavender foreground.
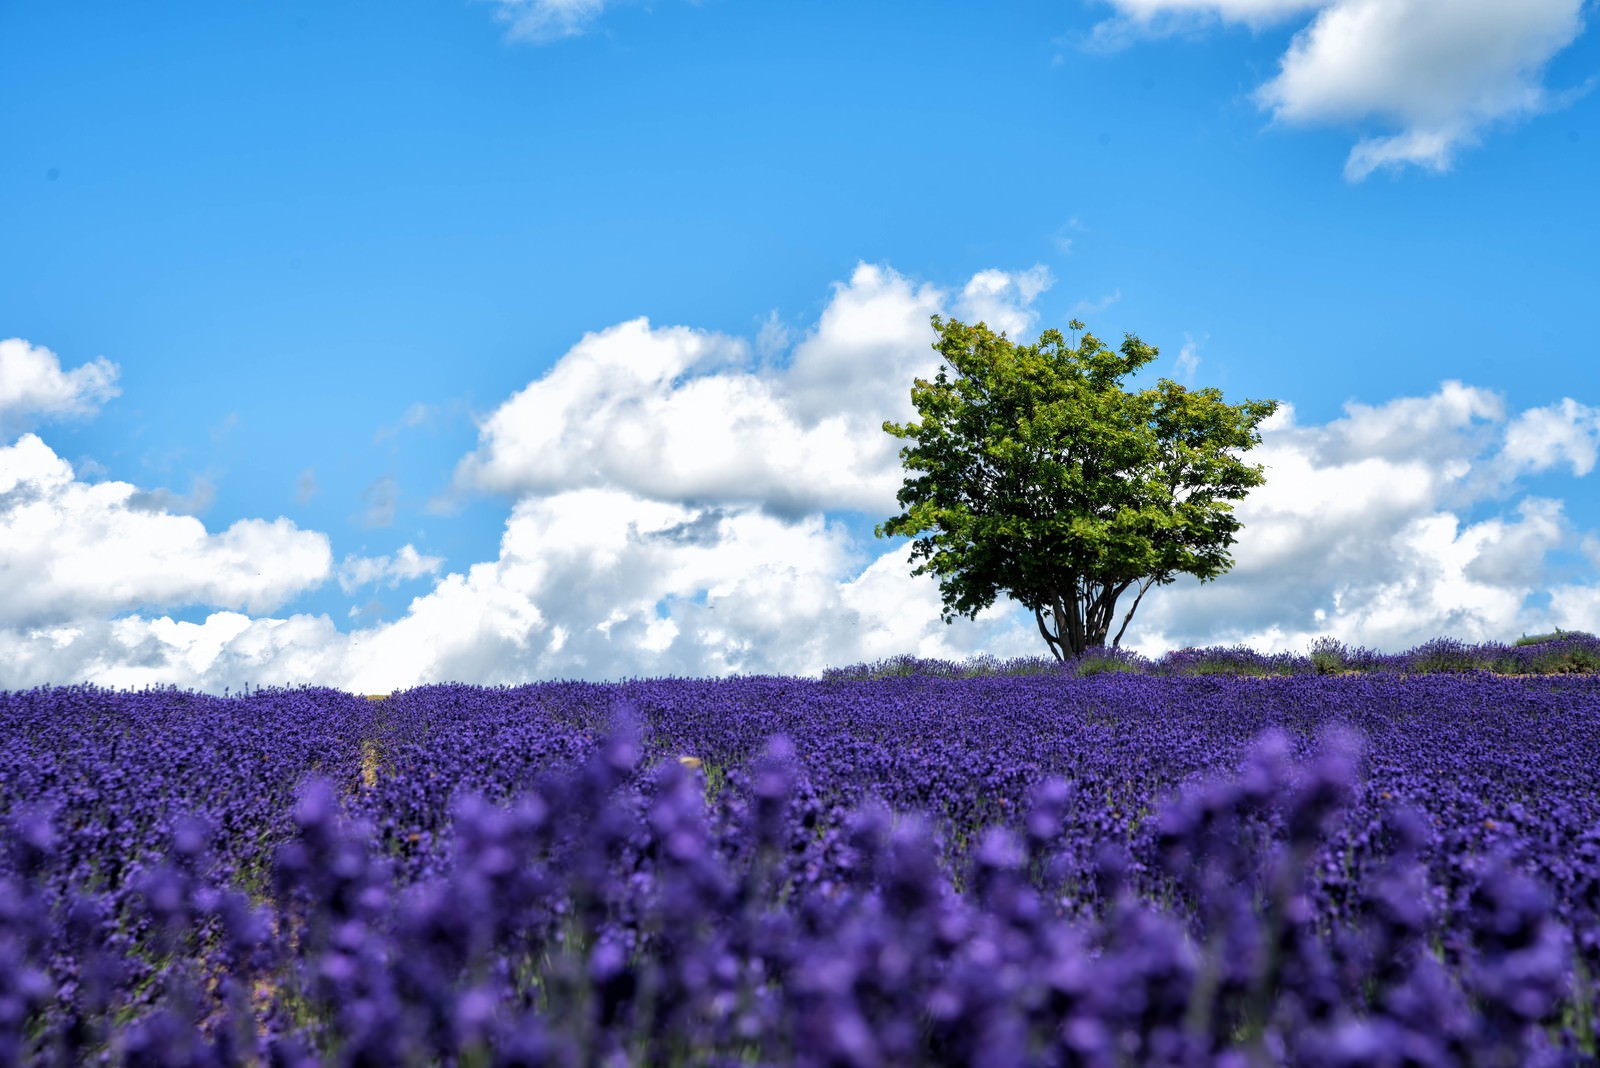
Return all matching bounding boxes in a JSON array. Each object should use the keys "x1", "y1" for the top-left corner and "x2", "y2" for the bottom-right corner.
[{"x1": 3, "y1": 638, "x2": 1600, "y2": 1066}]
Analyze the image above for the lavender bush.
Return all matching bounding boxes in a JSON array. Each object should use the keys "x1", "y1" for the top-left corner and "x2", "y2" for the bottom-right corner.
[{"x1": 2, "y1": 638, "x2": 1598, "y2": 1065}]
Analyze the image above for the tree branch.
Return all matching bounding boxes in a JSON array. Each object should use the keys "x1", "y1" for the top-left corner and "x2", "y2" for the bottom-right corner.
[
  {"x1": 1034, "y1": 605, "x2": 1064, "y2": 661},
  {"x1": 1111, "y1": 575, "x2": 1160, "y2": 648}
]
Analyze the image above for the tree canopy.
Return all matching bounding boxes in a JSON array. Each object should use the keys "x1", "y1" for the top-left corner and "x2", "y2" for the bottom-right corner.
[{"x1": 876, "y1": 316, "x2": 1279, "y2": 660}]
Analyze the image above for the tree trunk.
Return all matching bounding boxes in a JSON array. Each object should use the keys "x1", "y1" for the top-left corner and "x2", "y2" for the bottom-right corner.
[{"x1": 1034, "y1": 579, "x2": 1138, "y2": 659}]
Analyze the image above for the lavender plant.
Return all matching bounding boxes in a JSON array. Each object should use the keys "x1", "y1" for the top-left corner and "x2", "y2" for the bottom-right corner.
[{"x1": 1, "y1": 642, "x2": 1597, "y2": 1065}]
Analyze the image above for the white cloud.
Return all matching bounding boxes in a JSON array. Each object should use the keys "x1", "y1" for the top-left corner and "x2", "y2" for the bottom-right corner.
[
  {"x1": 0, "y1": 339, "x2": 120, "y2": 438},
  {"x1": 1262, "y1": 0, "x2": 1589, "y2": 179},
  {"x1": 0, "y1": 612, "x2": 354, "y2": 694},
  {"x1": 956, "y1": 266, "x2": 1054, "y2": 338},
  {"x1": 0, "y1": 434, "x2": 332, "y2": 631},
  {"x1": 1104, "y1": 0, "x2": 1324, "y2": 25},
  {"x1": 1090, "y1": 0, "x2": 1318, "y2": 50},
  {"x1": 1308, "y1": 380, "x2": 1503, "y2": 467},
  {"x1": 128, "y1": 475, "x2": 218, "y2": 518},
  {"x1": 781, "y1": 263, "x2": 955, "y2": 423},
  {"x1": 755, "y1": 310, "x2": 791, "y2": 362},
  {"x1": 1497, "y1": 396, "x2": 1600, "y2": 477},
  {"x1": 1583, "y1": 533, "x2": 1600, "y2": 571},
  {"x1": 337, "y1": 545, "x2": 447, "y2": 594},
  {"x1": 342, "y1": 489, "x2": 875, "y2": 687},
  {"x1": 1127, "y1": 385, "x2": 1599, "y2": 655},
  {"x1": 1175, "y1": 333, "x2": 1202, "y2": 382},
  {"x1": 1085, "y1": 0, "x2": 1322, "y2": 50},
  {"x1": 1096, "y1": 0, "x2": 1589, "y2": 179},
  {"x1": 76, "y1": 457, "x2": 110, "y2": 481},
  {"x1": 485, "y1": 0, "x2": 614, "y2": 42},
  {"x1": 450, "y1": 262, "x2": 1052, "y2": 518}
]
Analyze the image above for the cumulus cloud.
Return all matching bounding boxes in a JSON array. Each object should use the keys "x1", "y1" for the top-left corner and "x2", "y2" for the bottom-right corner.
[
  {"x1": 128, "y1": 475, "x2": 218, "y2": 518},
  {"x1": 1261, "y1": 0, "x2": 1589, "y2": 179},
  {"x1": 450, "y1": 262, "x2": 1052, "y2": 518},
  {"x1": 0, "y1": 434, "x2": 332, "y2": 631},
  {"x1": 1127, "y1": 384, "x2": 1600, "y2": 655},
  {"x1": 1584, "y1": 534, "x2": 1600, "y2": 571},
  {"x1": 957, "y1": 267, "x2": 1054, "y2": 338},
  {"x1": 1497, "y1": 397, "x2": 1600, "y2": 478},
  {"x1": 1307, "y1": 379, "x2": 1504, "y2": 468},
  {"x1": 1095, "y1": 0, "x2": 1590, "y2": 179},
  {"x1": 0, "y1": 338, "x2": 120, "y2": 438},
  {"x1": 337, "y1": 545, "x2": 447, "y2": 594}
]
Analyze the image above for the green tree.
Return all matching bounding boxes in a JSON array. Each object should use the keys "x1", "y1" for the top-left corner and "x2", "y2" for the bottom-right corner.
[{"x1": 876, "y1": 316, "x2": 1279, "y2": 660}]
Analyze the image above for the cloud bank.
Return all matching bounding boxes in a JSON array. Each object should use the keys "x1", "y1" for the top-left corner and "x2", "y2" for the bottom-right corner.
[
  {"x1": 3, "y1": 264, "x2": 1599, "y2": 693},
  {"x1": 1096, "y1": 0, "x2": 1589, "y2": 178}
]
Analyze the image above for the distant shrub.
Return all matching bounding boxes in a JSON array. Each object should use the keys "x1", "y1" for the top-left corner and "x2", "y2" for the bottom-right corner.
[
  {"x1": 822, "y1": 654, "x2": 1067, "y2": 682},
  {"x1": 1403, "y1": 637, "x2": 1490, "y2": 674},
  {"x1": 1069, "y1": 647, "x2": 1150, "y2": 677},
  {"x1": 1309, "y1": 637, "x2": 1347, "y2": 675},
  {"x1": 1160, "y1": 645, "x2": 1303, "y2": 678},
  {"x1": 1527, "y1": 645, "x2": 1600, "y2": 674},
  {"x1": 953, "y1": 654, "x2": 1001, "y2": 678},
  {"x1": 1499, "y1": 631, "x2": 1600, "y2": 675},
  {"x1": 1514, "y1": 627, "x2": 1597, "y2": 647},
  {"x1": 993, "y1": 656, "x2": 1077, "y2": 677},
  {"x1": 820, "y1": 633, "x2": 1600, "y2": 682}
]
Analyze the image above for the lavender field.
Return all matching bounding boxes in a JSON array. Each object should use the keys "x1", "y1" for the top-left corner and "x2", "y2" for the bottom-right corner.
[{"x1": 4, "y1": 637, "x2": 1600, "y2": 1066}]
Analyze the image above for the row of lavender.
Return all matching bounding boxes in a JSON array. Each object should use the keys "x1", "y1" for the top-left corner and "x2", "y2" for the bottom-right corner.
[
  {"x1": 820, "y1": 632, "x2": 1600, "y2": 680},
  {"x1": 2, "y1": 665, "x2": 1598, "y2": 1065}
]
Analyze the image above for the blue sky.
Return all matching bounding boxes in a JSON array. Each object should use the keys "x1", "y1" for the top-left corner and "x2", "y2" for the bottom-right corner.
[{"x1": 3, "y1": 0, "x2": 1598, "y2": 692}]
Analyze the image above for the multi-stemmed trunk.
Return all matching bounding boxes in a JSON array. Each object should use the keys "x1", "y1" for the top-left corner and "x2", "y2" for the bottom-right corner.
[{"x1": 1032, "y1": 575, "x2": 1160, "y2": 660}]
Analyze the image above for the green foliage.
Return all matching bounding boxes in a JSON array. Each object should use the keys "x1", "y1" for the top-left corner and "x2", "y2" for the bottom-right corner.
[
  {"x1": 1185, "y1": 658, "x2": 1295, "y2": 679},
  {"x1": 1524, "y1": 647, "x2": 1600, "y2": 674},
  {"x1": 1072, "y1": 652, "x2": 1145, "y2": 677},
  {"x1": 1514, "y1": 627, "x2": 1596, "y2": 647},
  {"x1": 1405, "y1": 638, "x2": 1490, "y2": 675},
  {"x1": 821, "y1": 634, "x2": 1600, "y2": 681},
  {"x1": 1164, "y1": 645, "x2": 1302, "y2": 677},
  {"x1": 1310, "y1": 637, "x2": 1347, "y2": 676},
  {"x1": 878, "y1": 316, "x2": 1277, "y2": 659}
]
